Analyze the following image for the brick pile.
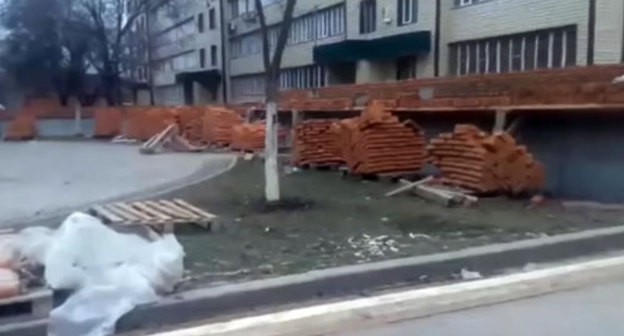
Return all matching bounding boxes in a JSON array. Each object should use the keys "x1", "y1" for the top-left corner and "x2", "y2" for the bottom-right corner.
[
  {"x1": 428, "y1": 124, "x2": 545, "y2": 194},
  {"x1": 202, "y1": 107, "x2": 244, "y2": 146},
  {"x1": 231, "y1": 123, "x2": 266, "y2": 152},
  {"x1": 292, "y1": 120, "x2": 343, "y2": 167},
  {"x1": 332, "y1": 101, "x2": 427, "y2": 175},
  {"x1": 93, "y1": 107, "x2": 123, "y2": 138},
  {"x1": 124, "y1": 107, "x2": 176, "y2": 141},
  {"x1": 174, "y1": 107, "x2": 206, "y2": 146},
  {"x1": 4, "y1": 115, "x2": 37, "y2": 140}
]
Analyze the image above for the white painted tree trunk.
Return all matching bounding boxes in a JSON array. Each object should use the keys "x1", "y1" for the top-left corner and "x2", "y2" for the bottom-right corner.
[
  {"x1": 74, "y1": 101, "x2": 83, "y2": 136},
  {"x1": 264, "y1": 101, "x2": 281, "y2": 202}
]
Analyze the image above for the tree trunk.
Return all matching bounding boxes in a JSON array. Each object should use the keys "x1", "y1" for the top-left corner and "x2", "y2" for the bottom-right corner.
[
  {"x1": 264, "y1": 76, "x2": 280, "y2": 202},
  {"x1": 74, "y1": 100, "x2": 83, "y2": 136}
]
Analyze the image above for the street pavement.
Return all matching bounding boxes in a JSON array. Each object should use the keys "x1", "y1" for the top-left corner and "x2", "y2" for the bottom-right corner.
[
  {"x1": 336, "y1": 281, "x2": 624, "y2": 336},
  {"x1": 0, "y1": 141, "x2": 235, "y2": 227}
]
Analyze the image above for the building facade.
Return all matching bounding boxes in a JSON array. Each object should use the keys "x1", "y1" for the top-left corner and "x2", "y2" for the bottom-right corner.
[
  {"x1": 130, "y1": 0, "x2": 225, "y2": 106},
  {"x1": 224, "y1": 0, "x2": 624, "y2": 103}
]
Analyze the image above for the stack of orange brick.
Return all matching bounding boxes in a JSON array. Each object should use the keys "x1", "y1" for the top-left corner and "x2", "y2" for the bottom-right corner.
[
  {"x1": 428, "y1": 124, "x2": 545, "y2": 194},
  {"x1": 4, "y1": 115, "x2": 37, "y2": 140},
  {"x1": 293, "y1": 120, "x2": 343, "y2": 166},
  {"x1": 174, "y1": 106, "x2": 206, "y2": 146},
  {"x1": 231, "y1": 123, "x2": 266, "y2": 152},
  {"x1": 93, "y1": 107, "x2": 123, "y2": 138},
  {"x1": 124, "y1": 107, "x2": 176, "y2": 141},
  {"x1": 332, "y1": 101, "x2": 427, "y2": 175},
  {"x1": 203, "y1": 107, "x2": 244, "y2": 145}
]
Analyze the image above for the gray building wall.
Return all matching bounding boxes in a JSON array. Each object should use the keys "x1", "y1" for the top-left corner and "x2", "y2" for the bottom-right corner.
[
  {"x1": 224, "y1": 0, "x2": 624, "y2": 103},
  {"x1": 134, "y1": 0, "x2": 225, "y2": 106}
]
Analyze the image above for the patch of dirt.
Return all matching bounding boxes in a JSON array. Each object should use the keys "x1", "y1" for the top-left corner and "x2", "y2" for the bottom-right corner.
[{"x1": 161, "y1": 160, "x2": 624, "y2": 289}]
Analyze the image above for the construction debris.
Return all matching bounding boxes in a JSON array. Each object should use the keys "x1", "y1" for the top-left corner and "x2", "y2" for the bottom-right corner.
[
  {"x1": 140, "y1": 124, "x2": 207, "y2": 155},
  {"x1": 332, "y1": 101, "x2": 427, "y2": 176},
  {"x1": 293, "y1": 120, "x2": 343, "y2": 167},
  {"x1": 385, "y1": 176, "x2": 434, "y2": 197},
  {"x1": 398, "y1": 179, "x2": 478, "y2": 207},
  {"x1": 428, "y1": 124, "x2": 545, "y2": 194}
]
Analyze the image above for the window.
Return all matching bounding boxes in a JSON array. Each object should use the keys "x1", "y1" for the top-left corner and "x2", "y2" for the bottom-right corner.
[
  {"x1": 455, "y1": 0, "x2": 473, "y2": 6},
  {"x1": 398, "y1": 0, "x2": 417, "y2": 26},
  {"x1": 211, "y1": 45, "x2": 218, "y2": 66},
  {"x1": 209, "y1": 8, "x2": 216, "y2": 30},
  {"x1": 230, "y1": 4, "x2": 345, "y2": 59},
  {"x1": 199, "y1": 48, "x2": 206, "y2": 68},
  {"x1": 360, "y1": 0, "x2": 377, "y2": 34},
  {"x1": 197, "y1": 13, "x2": 205, "y2": 33},
  {"x1": 537, "y1": 32, "x2": 549, "y2": 68},
  {"x1": 524, "y1": 36, "x2": 536, "y2": 70},
  {"x1": 279, "y1": 65, "x2": 326, "y2": 90},
  {"x1": 449, "y1": 26, "x2": 578, "y2": 76}
]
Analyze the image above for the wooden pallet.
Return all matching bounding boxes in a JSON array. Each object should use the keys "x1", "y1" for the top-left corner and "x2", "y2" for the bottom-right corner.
[
  {"x1": 89, "y1": 199, "x2": 218, "y2": 233},
  {"x1": 298, "y1": 162, "x2": 344, "y2": 171},
  {"x1": 340, "y1": 167, "x2": 422, "y2": 182},
  {"x1": 0, "y1": 289, "x2": 52, "y2": 323}
]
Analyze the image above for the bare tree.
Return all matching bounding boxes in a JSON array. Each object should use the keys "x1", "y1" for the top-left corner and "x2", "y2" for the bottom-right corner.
[
  {"x1": 255, "y1": 0, "x2": 297, "y2": 202},
  {"x1": 69, "y1": 0, "x2": 179, "y2": 105}
]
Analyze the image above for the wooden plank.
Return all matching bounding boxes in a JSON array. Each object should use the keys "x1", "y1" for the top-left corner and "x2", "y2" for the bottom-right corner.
[
  {"x1": 91, "y1": 205, "x2": 124, "y2": 224},
  {"x1": 155, "y1": 200, "x2": 200, "y2": 220},
  {"x1": 107, "y1": 204, "x2": 142, "y2": 223},
  {"x1": 131, "y1": 202, "x2": 172, "y2": 222},
  {"x1": 386, "y1": 176, "x2": 434, "y2": 197},
  {"x1": 102, "y1": 204, "x2": 141, "y2": 225},
  {"x1": 114, "y1": 202, "x2": 154, "y2": 223},
  {"x1": 173, "y1": 199, "x2": 217, "y2": 219},
  {"x1": 141, "y1": 124, "x2": 177, "y2": 154},
  {"x1": 144, "y1": 201, "x2": 192, "y2": 223},
  {"x1": 410, "y1": 185, "x2": 458, "y2": 207}
]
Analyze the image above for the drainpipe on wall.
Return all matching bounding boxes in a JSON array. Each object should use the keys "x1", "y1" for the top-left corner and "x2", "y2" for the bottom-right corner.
[
  {"x1": 587, "y1": 0, "x2": 596, "y2": 65},
  {"x1": 434, "y1": 0, "x2": 441, "y2": 77}
]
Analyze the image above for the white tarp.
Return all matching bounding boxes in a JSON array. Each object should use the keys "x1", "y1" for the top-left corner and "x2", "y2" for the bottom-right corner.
[{"x1": 16, "y1": 212, "x2": 185, "y2": 336}]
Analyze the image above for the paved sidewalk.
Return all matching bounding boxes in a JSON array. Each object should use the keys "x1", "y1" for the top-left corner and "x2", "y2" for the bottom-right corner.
[
  {"x1": 0, "y1": 141, "x2": 235, "y2": 227},
  {"x1": 337, "y1": 281, "x2": 624, "y2": 336}
]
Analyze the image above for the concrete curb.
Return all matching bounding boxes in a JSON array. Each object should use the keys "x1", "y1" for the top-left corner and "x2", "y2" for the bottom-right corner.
[
  {"x1": 150, "y1": 254, "x2": 624, "y2": 336},
  {"x1": 4, "y1": 153, "x2": 238, "y2": 229},
  {"x1": 115, "y1": 223, "x2": 624, "y2": 333},
  {"x1": 4, "y1": 223, "x2": 624, "y2": 336}
]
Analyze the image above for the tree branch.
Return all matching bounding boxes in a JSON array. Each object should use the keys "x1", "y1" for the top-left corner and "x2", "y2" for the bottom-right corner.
[
  {"x1": 254, "y1": 0, "x2": 271, "y2": 73},
  {"x1": 271, "y1": 0, "x2": 296, "y2": 71}
]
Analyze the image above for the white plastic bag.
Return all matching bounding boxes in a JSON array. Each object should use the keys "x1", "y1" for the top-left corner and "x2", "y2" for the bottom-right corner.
[
  {"x1": 17, "y1": 212, "x2": 185, "y2": 336},
  {"x1": 16, "y1": 227, "x2": 54, "y2": 265}
]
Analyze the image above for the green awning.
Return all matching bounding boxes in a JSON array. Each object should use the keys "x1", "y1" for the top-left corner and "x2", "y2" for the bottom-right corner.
[{"x1": 313, "y1": 31, "x2": 431, "y2": 64}]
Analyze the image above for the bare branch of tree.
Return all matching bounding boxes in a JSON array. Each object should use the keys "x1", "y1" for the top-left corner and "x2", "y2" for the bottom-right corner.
[
  {"x1": 255, "y1": 0, "x2": 271, "y2": 73},
  {"x1": 271, "y1": 0, "x2": 296, "y2": 71}
]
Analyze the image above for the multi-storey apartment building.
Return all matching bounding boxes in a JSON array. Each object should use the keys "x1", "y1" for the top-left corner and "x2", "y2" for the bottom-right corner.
[
  {"x1": 224, "y1": 0, "x2": 624, "y2": 103},
  {"x1": 130, "y1": 0, "x2": 225, "y2": 106}
]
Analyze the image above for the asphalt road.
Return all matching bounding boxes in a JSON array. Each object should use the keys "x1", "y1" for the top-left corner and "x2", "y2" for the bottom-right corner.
[
  {"x1": 336, "y1": 281, "x2": 624, "y2": 336},
  {"x1": 0, "y1": 141, "x2": 235, "y2": 227}
]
